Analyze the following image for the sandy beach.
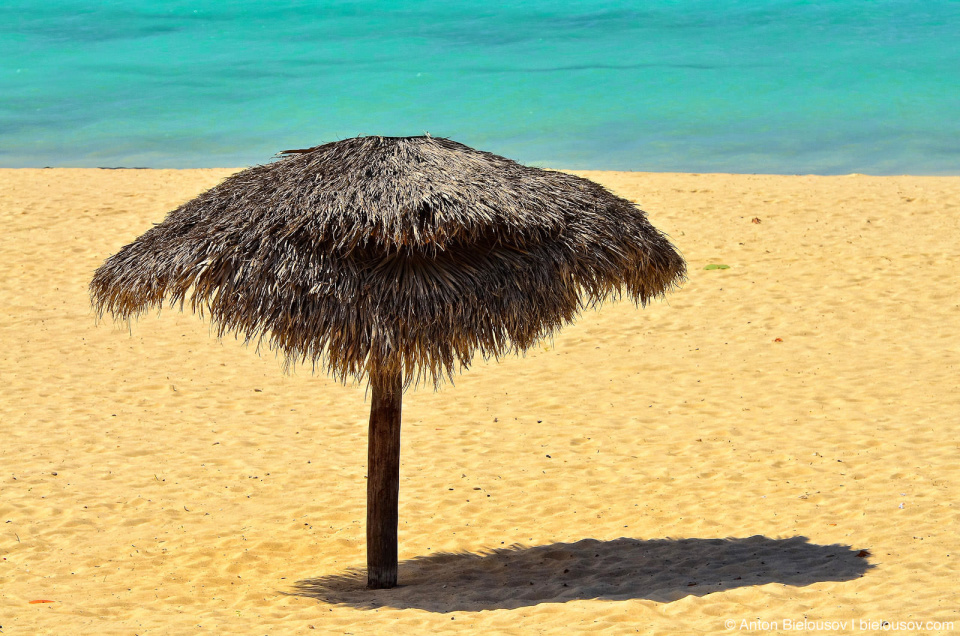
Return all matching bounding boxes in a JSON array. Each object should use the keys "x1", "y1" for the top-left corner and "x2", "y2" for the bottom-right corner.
[{"x1": 2, "y1": 168, "x2": 959, "y2": 634}]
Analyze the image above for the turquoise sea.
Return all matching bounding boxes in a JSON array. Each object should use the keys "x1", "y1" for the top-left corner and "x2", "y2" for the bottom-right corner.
[{"x1": 3, "y1": 1, "x2": 958, "y2": 173}]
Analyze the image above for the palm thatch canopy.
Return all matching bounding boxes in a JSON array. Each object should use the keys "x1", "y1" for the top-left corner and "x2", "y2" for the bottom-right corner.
[{"x1": 90, "y1": 136, "x2": 685, "y2": 388}]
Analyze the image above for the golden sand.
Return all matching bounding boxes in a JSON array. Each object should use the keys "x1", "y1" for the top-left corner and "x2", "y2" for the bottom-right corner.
[{"x1": 1, "y1": 168, "x2": 958, "y2": 634}]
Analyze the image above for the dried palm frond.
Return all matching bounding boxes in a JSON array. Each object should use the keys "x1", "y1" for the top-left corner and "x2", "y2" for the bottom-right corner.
[{"x1": 90, "y1": 136, "x2": 685, "y2": 388}]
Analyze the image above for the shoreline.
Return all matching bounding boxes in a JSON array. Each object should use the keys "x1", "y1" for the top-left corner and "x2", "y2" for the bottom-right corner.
[{"x1": 5, "y1": 166, "x2": 960, "y2": 177}]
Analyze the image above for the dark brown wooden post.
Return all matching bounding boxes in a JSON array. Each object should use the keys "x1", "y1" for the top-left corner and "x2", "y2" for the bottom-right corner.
[{"x1": 366, "y1": 368, "x2": 403, "y2": 589}]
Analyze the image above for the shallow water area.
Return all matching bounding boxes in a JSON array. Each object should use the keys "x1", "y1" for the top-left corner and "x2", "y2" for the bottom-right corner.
[{"x1": 3, "y1": 1, "x2": 959, "y2": 173}]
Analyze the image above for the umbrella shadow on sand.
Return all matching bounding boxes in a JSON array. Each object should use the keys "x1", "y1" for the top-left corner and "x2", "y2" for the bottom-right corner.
[{"x1": 290, "y1": 535, "x2": 872, "y2": 612}]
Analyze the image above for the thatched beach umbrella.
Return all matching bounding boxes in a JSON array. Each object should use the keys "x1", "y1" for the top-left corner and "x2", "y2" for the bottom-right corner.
[{"x1": 90, "y1": 136, "x2": 685, "y2": 589}]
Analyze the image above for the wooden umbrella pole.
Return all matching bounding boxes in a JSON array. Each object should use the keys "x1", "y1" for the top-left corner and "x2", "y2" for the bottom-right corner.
[{"x1": 366, "y1": 368, "x2": 403, "y2": 589}]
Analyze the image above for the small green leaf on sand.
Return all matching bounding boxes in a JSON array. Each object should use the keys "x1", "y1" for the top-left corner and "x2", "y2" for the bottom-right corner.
[{"x1": 704, "y1": 264, "x2": 730, "y2": 270}]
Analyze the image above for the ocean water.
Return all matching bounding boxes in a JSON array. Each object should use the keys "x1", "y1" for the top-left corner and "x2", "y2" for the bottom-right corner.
[{"x1": 2, "y1": 1, "x2": 958, "y2": 174}]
